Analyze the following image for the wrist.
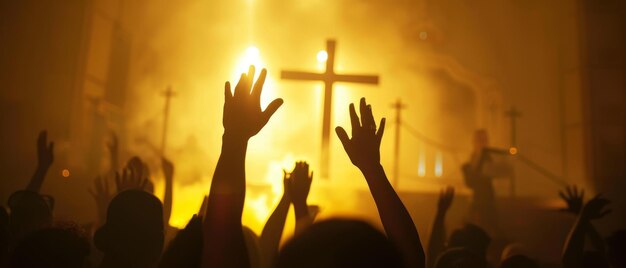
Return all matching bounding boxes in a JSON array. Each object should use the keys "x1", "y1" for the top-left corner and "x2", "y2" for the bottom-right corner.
[
  {"x1": 222, "y1": 133, "x2": 249, "y2": 148},
  {"x1": 358, "y1": 163, "x2": 384, "y2": 177}
]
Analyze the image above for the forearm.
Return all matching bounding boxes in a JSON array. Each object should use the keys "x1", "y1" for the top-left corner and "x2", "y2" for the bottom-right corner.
[
  {"x1": 26, "y1": 166, "x2": 49, "y2": 192},
  {"x1": 163, "y1": 176, "x2": 173, "y2": 226},
  {"x1": 586, "y1": 222, "x2": 606, "y2": 253},
  {"x1": 202, "y1": 134, "x2": 249, "y2": 268},
  {"x1": 562, "y1": 216, "x2": 587, "y2": 268},
  {"x1": 260, "y1": 195, "x2": 290, "y2": 268},
  {"x1": 293, "y1": 199, "x2": 311, "y2": 235},
  {"x1": 427, "y1": 211, "x2": 447, "y2": 268},
  {"x1": 361, "y1": 164, "x2": 425, "y2": 268}
]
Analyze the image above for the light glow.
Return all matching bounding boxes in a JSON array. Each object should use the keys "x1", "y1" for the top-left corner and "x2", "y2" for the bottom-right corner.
[
  {"x1": 417, "y1": 149, "x2": 426, "y2": 177},
  {"x1": 316, "y1": 50, "x2": 328, "y2": 62},
  {"x1": 434, "y1": 151, "x2": 443, "y2": 177}
]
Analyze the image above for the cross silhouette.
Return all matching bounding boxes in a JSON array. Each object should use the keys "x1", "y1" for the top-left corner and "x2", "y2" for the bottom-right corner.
[
  {"x1": 505, "y1": 106, "x2": 522, "y2": 147},
  {"x1": 161, "y1": 86, "x2": 176, "y2": 156},
  {"x1": 390, "y1": 99, "x2": 407, "y2": 188},
  {"x1": 281, "y1": 39, "x2": 379, "y2": 178}
]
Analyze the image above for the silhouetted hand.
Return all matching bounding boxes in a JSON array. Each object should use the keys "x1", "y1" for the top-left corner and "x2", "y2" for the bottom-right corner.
[
  {"x1": 36, "y1": 131, "x2": 54, "y2": 169},
  {"x1": 282, "y1": 170, "x2": 292, "y2": 201},
  {"x1": 115, "y1": 168, "x2": 149, "y2": 192},
  {"x1": 580, "y1": 195, "x2": 611, "y2": 220},
  {"x1": 438, "y1": 186, "x2": 455, "y2": 213},
  {"x1": 223, "y1": 66, "x2": 283, "y2": 139},
  {"x1": 89, "y1": 176, "x2": 112, "y2": 224},
  {"x1": 336, "y1": 98, "x2": 386, "y2": 170},
  {"x1": 559, "y1": 185, "x2": 584, "y2": 215},
  {"x1": 290, "y1": 161, "x2": 312, "y2": 207},
  {"x1": 162, "y1": 157, "x2": 174, "y2": 181}
]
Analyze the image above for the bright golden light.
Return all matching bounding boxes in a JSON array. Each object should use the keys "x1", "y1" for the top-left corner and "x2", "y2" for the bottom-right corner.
[
  {"x1": 61, "y1": 169, "x2": 70, "y2": 178},
  {"x1": 316, "y1": 50, "x2": 328, "y2": 62},
  {"x1": 509, "y1": 147, "x2": 518, "y2": 155},
  {"x1": 417, "y1": 149, "x2": 426, "y2": 177},
  {"x1": 232, "y1": 46, "x2": 277, "y2": 107},
  {"x1": 434, "y1": 151, "x2": 443, "y2": 177}
]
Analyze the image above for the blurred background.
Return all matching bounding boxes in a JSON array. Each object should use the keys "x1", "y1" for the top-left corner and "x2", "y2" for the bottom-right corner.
[{"x1": 0, "y1": 0, "x2": 623, "y2": 261}]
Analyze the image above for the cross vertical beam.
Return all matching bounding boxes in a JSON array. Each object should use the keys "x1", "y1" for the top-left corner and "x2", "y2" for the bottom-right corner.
[
  {"x1": 505, "y1": 106, "x2": 522, "y2": 147},
  {"x1": 161, "y1": 86, "x2": 176, "y2": 156},
  {"x1": 281, "y1": 39, "x2": 379, "y2": 178}
]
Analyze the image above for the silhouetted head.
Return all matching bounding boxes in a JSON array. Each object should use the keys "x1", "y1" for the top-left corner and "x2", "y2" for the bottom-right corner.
[
  {"x1": 9, "y1": 224, "x2": 90, "y2": 268},
  {"x1": 499, "y1": 255, "x2": 539, "y2": 268},
  {"x1": 7, "y1": 190, "x2": 53, "y2": 241},
  {"x1": 448, "y1": 224, "x2": 491, "y2": 257},
  {"x1": 607, "y1": 229, "x2": 626, "y2": 268},
  {"x1": 243, "y1": 226, "x2": 261, "y2": 268},
  {"x1": 276, "y1": 218, "x2": 403, "y2": 268},
  {"x1": 473, "y1": 129, "x2": 489, "y2": 151},
  {"x1": 436, "y1": 247, "x2": 487, "y2": 268},
  {"x1": 159, "y1": 215, "x2": 202, "y2": 268},
  {"x1": 582, "y1": 250, "x2": 609, "y2": 268},
  {"x1": 94, "y1": 190, "x2": 164, "y2": 267}
]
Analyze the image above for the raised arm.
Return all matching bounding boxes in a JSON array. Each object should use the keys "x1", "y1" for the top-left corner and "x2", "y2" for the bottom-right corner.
[
  {"x1": 202, "y1": 66, "x2": 283, "y2": 268},
  {"x1": 427, "y1": 186, "x2": 454, "y2": 268},
  {"x1": 162, "y1": 157, "x2": 174, "y2": 227},
  {"x1": 291, "y1": 161, "x2": 314, "y2": 235},
  {"x1": 336, "y1": 98, "x2": 425, "y2": 268},
  {"x1": 26, "y1": 131, "x2": 54, "y2": 192},
  {"x1": 259, "y1": 170, "x2": 291, "y2": 268},
  {"x1": 562, "y1": 194, "x2": 611, "y2": 268}
]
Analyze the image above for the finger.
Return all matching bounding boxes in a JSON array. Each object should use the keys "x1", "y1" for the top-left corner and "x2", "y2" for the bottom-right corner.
[
  {"x1": 349, "y1": 103, "x2": 360, "y2": 136},
  {"x1": 224, "y1": 81, "x2": 232, "y2": 100},
  {"x1": 566, "y1": 186, "x2": 572, "y2": 198},
  {"x1": 335, "y1": 127, "x2": 350, "y2": 149},
  {"x1": 262, "y1": 98, "x2": 284, "y2": 122},
  {"x1": 38, "y1": 131, "x2": 46, "y2": 149},
  {"x1": 559, "y1": 191, "x2": 567, "y2": 201},
  {"x1": 376, "y1": 118, "x2": 386, "y2": 144},
  {"x1": 252, "y1": 68, "x2": 267, "y2": 99},
  {"x1": 599, "y1": 209, "x2": 612, "y2": 218},
  {"x1": 309, "y1": 171, "x2": 314, "y2": 180},
  {"x1": 359, "y1": 98, "x2": 369, "y2": 128},
  {"x1": 366, "y1": 105, "x2": 376, "y2": 130},
  {"x1": 234, "y1": 73, "x2": 247, "y2": 97}
]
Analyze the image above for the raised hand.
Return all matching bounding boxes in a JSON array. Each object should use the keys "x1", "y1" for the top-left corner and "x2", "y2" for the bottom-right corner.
[
  {"x1": 115, "y1": 167, "x2": 149, "y2": 193},
  {"x1": 89, "y1": 176, "x2": 112, "y2": 225},
  {"x1": 223, "y1": 66, "x2": 283, "y2": 140},
  {"x1": 26, "y1": 130, "x2": 55, "y2": 192},
  {"x1": 335, "y1": 98, "x2": 386, "y2": 170},
  {"x1": 37, "y1": 130, "x2": 54, "y2": 169},
  {"x1": 162, "y1": 157, "x2": 175, "y2": 181},
  {"x1": 282, "y1": 170, "x2": 292, "y2": 201},
  {"x1": 559, "y1": 185, "x2": 584, "y2": 215},
  {"x1": 438, "y1": 186, "x2": 455, "y2": 213},
  {"x1": 290, "y1": 161, "x2": 312, "y2": 207},
  {"x1": 581, "y1": 194, "x2": 611, "y2": 220}
]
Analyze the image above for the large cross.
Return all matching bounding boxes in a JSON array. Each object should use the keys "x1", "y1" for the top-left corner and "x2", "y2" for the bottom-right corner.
[
  {"x1": 161, "y1": 86, "x2": 176, "y2": 156},
  {"x1": 281, "y1": 39, "x2": 379, "y2": 178}
]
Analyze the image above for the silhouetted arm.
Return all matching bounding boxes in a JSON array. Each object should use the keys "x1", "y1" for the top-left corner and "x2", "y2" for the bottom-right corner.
[
  {"x1": 336, "y1": 98, "x2": 425, "y2": 268},
  {"x1": 162, "y1": 158, "x2": 174, "y2": 227},
  {"x1": 107, "y1": 132, "x2": 119, "y2": 174},
  {"x1": 291, "y1": 162, "x2": 313, "y2": 235},
  {"x1": 259, "y1": 172, "x2": 291, "y2": 268},
  {"x1": 202, "y1": 66, "x2": 283, "y2": 268},
  {"x1": 26, "y1": 131, "x2": 54, "y2": 192},
  {"x1": 558, "y1": 185, "x2": 605, "y2": 254},
  {"x1": 427, "y1": 187, "x2": 454, "y2": 268},
  {"x1": 562, "y1": 195, "x2": 610, "y2": 268}
]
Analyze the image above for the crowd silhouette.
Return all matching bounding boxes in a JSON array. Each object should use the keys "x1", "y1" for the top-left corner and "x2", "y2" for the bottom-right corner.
[{"x1": 0, "y1": 66, "x2": 624, "y2": 268}]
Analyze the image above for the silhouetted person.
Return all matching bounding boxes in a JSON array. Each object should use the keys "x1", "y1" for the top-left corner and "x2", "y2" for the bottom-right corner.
[
  {"x1": 499, "y1": 255, "x2": 539, "y2": 268},
  {"x1": 7, "y1": 190, "x2": 53, "y2": 246},
  {"x1": 94, "y1": 190, "x2": 164, "y2": 268},
  {"x1": 462, "y1": 129, "x2": 497, "y2": 231},
  {"x1": 202, "y1": 66, "x2": 283, "y2": 268},
  {"x1": 606, "y1": 230, "x2": 626, "y2": 268},
  {"x1": 0, "y1": 206, "x2": 9, "y2": 265},
  {"x1": 159, "y1": 215, "x2": 203, "y2": 268},
  {"x1": 448, "y1": 223, "x2": 491, "y2": 262},
  {"x1": 435, "y1": 247, "x2": 487, "y2": 268},
  {"x1": 8, "y1": 224, "x2": 90, "y2": 268},
  {"x1": 276, "y1": 219, "x2": 403, "y2": 268},
  {"x1": 336, "y1": 97, "x2": 425, "y2": 267}
]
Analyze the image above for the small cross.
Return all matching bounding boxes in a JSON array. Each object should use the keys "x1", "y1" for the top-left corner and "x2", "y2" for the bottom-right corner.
[
  {"x1": 281, "y1": 39, "x2": 379, "y2": 178},
  {"x1": 505, "y1": 106, "x2": 522, "y2": 147},
  {"x1": 161, "y1": 86, "x2": 176, "y2": 156}
]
